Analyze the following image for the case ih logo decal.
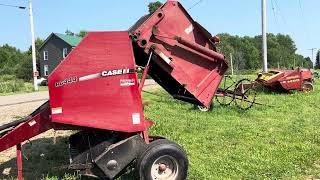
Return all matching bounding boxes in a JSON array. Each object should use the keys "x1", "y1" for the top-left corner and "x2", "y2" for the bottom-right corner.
[
  {"x1": 56, "y1": 68, "x2": 135, "y2": 87},
  {"x1": 55, "y1": 77, "x2": 78, "y2": 87},
  {"x1": 101, "y1": 68, "x2": 134, "y2": 77}
]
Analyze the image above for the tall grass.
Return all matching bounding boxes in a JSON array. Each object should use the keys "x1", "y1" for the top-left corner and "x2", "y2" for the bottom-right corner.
[{"x1": 0, "y1": 75, "x2": 33, "y2": 94}]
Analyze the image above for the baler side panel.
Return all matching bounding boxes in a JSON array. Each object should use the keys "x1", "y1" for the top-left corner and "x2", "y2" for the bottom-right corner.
[{"x1": 48, "y1": 32, "x2": 147, "y2": 133}]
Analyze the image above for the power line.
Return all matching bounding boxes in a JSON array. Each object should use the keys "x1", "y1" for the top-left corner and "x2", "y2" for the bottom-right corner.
[
  {"x1": 273, "y1": 0, "x2": 287, "y2": 25},
  {"x1": 187, "y1": 0, "x2": 203, "y2": 10},
  {"x1": 270, "y1": 0, "x2": 278, "y2": 25},
  {"x1": 297, "y1": 0, "x2": 311, "y2": 41},
  {"x1": 0, "y1": 3, "x2": 26, "y2": 9}
]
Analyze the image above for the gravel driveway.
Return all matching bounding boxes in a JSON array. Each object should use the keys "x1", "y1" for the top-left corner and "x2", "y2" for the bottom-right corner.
[{"x1": 0, "y1": 91, "x2": 48, "y2": 124}]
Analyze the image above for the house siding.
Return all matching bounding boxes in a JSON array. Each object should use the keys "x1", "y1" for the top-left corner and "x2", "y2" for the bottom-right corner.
[{"x1": 39, "y1": 34, "x2": 73, "y2": 78}]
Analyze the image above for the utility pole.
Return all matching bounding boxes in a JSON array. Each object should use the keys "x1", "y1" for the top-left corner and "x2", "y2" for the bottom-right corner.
[
  {"x1": 262, "y1": 0, "x2": 268, "y2": 72},
  {"x1": 230, "y1": 53, "x2": 234, "y2": 76},
  {"x1": 28, "y1": 0, "x2": 38, "y2": 91},
  {"x1": 308, "y1": 48, "x2": 317, "y2": 69}
]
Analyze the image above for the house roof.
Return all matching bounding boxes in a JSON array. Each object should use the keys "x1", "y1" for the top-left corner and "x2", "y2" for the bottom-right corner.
[
  {"x1": 39, "y1": 33, "x2": 83, "y2": 50},
  {"x1": 53, "y1": 33, "x2": 82, "y2": 47}
]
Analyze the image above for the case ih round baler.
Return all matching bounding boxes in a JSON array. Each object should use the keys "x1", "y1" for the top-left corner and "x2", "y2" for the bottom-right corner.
[{"x1": 0, "y1": 1, "x2": 228, "y2": 179}]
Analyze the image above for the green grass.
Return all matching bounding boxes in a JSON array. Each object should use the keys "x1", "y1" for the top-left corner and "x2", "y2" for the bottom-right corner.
[
  {"x1": 0, "y1": 75, "x2": 48, "y2": 96},
  {"x1": 143, "y1": 79, "x2": 320, "y2": 179},
  {"x1": 1, "y1": 79, "x2": 320, "y2": 179}
]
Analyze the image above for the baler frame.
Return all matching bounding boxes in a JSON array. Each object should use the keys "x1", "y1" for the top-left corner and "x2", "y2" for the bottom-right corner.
[{"x1": 0, "y1": 63, "x2": 170, "y2": 179}]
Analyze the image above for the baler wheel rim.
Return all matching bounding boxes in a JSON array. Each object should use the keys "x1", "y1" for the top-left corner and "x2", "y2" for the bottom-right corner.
[
  {"x1": 136, "y1": 139, "x2": 188, "y2": 180},
  {"x1": 302, "y1": 82, "x2": 314, "y2": 92},
  {"x1": 151, "y1": 155, "x2": 179, "y2": 179}
]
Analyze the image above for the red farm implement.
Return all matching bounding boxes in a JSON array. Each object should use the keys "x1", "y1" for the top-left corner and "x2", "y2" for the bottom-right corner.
[
  {"x1": 0, "y1": 1, "x2": 257, "y2": 179},
  {"x1": 254, "y1": 68, "x2": 314, "y2": 92}
]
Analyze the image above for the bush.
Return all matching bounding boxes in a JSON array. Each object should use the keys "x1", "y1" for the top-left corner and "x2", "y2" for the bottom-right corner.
[
  {"x1": 0, "y1": 74, "x2": 16, "y2": 81},
  {"x1": 0, "y1": 79, "x2": 33, "y2": 94}
]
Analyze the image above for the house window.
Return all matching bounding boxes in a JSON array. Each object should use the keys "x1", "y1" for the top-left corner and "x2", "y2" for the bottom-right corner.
[
  {"x1": 44, "y1": 65, "x2": 49, "y2": 76},
  {"x1": 43, "y1": 51, "x2": 48, "y2": 60},
  {"x1": 63, "y1": 48, "x2": 68, "y2": 58}
]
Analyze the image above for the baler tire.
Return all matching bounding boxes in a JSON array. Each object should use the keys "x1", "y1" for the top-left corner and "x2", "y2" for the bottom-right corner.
[
  {"x1": 302, "y1": 82, "x2": 314, "y2": 92},
  {"x1": 136, "y1": 139, "x2": 188, "y2": 180}
]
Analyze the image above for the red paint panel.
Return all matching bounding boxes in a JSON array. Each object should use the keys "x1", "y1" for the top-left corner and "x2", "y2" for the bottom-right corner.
[
  {"x1": 48, "y1": 32, "x2": 147, "y2": 133},
  {"x1": 132, "y1": 1, "x2": 228, "y2": 108}
]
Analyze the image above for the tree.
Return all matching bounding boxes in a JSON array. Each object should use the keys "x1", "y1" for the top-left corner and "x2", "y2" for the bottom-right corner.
[
  {"x1": 0, "y1": 44, "x2": 24, "y2": 75},
  {"x1": 65, "y1": 29, "x2": 75, "y2": 36},
  {"x1": 65, "y1": 29, "x2": 87, "y2": 38},
  {"x1": 27, "y1": 38, "x2": 44, "y2": 66},
  {"x1": 148, "y1": 1, "x2": 163, "y2": 14},
  {"x1": 78, "y1": 30, "x2": 88, "y2": 38},
  {"x1": 15, "y1": 54, "x2": 33, "y2": 81},
  {"x1": 304, "y1": 57, "x2": 313, "y2": 69},
  {"x1": 316, "y1": 50, "x2": 320, "y2": 69}
]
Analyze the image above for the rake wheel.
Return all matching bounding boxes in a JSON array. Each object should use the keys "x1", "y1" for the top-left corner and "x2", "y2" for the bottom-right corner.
[{"x1": 233, "y1": 79, "x2": 257, "y2": 110}]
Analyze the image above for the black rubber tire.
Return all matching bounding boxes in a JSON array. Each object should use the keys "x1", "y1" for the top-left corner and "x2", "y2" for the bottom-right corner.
[{"x1": 136, "y1": 139, "x2": 188, "y2": 180}]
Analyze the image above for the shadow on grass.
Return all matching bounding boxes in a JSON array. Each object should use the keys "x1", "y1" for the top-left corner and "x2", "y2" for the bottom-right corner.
[{"x1": 0, "y1": 136, "x2": 78, "y2": 179}]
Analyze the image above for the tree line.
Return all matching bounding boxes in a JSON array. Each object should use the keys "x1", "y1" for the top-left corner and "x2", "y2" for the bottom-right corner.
[
  {"x1": 217, "y1": 33, "x2": 313, "y2": 72},
  {"x1": 0, "y1": 31, "x2": 314, "y2": 82}
]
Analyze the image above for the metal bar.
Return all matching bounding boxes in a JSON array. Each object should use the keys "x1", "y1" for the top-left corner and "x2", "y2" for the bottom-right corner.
[
  {"x1": 0, "y1": 117, "x2": 30, "y2": 131},
  {"x1": 175, "y1": 36, "x2": 225, "y2": 61},
  {"x1": 139, "y1": 52, "x2": 153, "y2": 93},
  {"x1": 17, "y1": 143, "x2": 23, "y2": 180}
]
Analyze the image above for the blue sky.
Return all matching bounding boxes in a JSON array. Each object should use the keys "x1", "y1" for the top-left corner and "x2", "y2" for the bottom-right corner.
[{"x1": 0, "y1": 0, "x2": 319, "y2": 61}]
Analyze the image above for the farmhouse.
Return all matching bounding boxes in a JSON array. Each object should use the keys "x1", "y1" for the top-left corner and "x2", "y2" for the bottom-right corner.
[{"x1": 39, "y1": 33, "x2": 82, "y2": 77}]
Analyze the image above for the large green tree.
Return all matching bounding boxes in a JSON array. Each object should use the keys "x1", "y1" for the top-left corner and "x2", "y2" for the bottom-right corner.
[
  {"x1": 148, "y1": 1, "x2": 163, "y2": 14},
  {"x1": 0, "y1": 44, "x2": 24, "y2": 75}
]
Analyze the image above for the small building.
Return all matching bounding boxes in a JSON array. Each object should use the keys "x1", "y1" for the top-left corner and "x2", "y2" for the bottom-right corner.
[{"x1": 39, "y1": 33, "x2": 82, "y2": 78}]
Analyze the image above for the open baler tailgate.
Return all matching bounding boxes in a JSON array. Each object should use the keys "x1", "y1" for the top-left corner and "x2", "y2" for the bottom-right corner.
[{"x1": 130, "y1": 1, "x2": 228, "y2": 108}]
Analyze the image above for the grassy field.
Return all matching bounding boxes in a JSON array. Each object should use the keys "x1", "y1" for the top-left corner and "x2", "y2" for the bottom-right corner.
[
  {"x1": 144, "y1": 79, "x2": 320, "y2": 179},
  {"x1": 1, "y1": 78, "x2": 320, "y2": 179}
]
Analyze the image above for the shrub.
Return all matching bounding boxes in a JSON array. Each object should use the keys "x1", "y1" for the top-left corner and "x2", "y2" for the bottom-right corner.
[
  {"x1": 0, "y1": 79, "x2": 32, "y2": 93},
  {"x1": 0, "y1": 74, "x2": 16, "y2": 81}
]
